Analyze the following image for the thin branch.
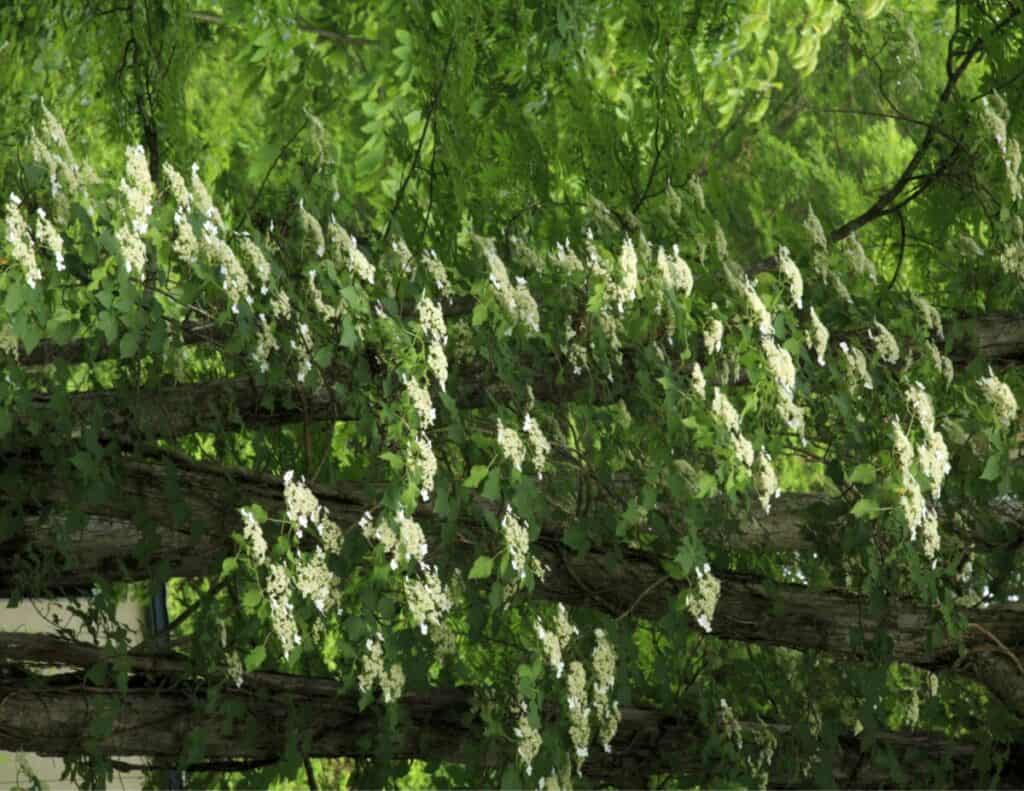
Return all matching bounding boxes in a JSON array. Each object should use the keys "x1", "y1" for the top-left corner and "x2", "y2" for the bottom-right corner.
[
  {"x1": 884, "y1": 210, "x2": 906, "y2": 291},
  {"x1": 382, "y1": 39, "x2": 456, "y2": 242},
  {"x1": 190, "y1": 10, "x2": 376, "y2": 48},
  {"x1": 828, "y1": 5, "x2": 1021, "y2": 245},
  {"x1": 968, "y1": 622, "x2": 1024, "y2": 677},
  {"x1": 304, "y1": 757, "x2": 319, "y2": 790},
  {"x1": 240, "y1": 120, "x2": 309, "y2": 230}
]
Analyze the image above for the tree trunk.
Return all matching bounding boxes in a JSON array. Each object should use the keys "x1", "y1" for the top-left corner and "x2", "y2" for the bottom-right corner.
[
  {"x1": 15, "y1": 310, "x2": 1024, "y2": 446},
  {"x1": 0, "y1": 632, "x2": 1019, "y2": 788},
  {"x1": 7, "y1": 453, "x2": 1024, "y2": 717}
]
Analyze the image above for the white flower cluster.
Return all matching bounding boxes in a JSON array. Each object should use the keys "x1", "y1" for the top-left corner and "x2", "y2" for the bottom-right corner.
[
  {"x1": 778, "y1": 396, "x2": 807, "y2": 440},
  {"x1": 282, "y1": 470, "x2": 343, "y2": 551},
  {"x1": 497, "y1": 417, "x2": 527, "y2": 472},
  {"x1": 704, "y1": 319, "x2": 724, "y2": 355},
  {"x1": 484, "y1": 239, "x2": 541, "y2": 333},
  {"x1": 358, "y1": 632, "x2": 405, "y2": 703},
  {"x1": 121, "y1": 145, "x2": 154, "y2": 234},
  {"x1": 761, "y1": 337, "x2": 796, "y2": 395},
  {"x1": 163, "y1": 164, "x2": 198, "y2": 262},
  {"x1": 656, "y1": 244, "x2": 693, "y2": 295},
  {"x1": 806, "y1": 306, "x2": 828, "y2": 366},
  {"x1": 267, "y1": 562, "x2": 302, "y2": 659},
  {"x1": 870, "y1": 320, "x2": 900, "y2": 364},
  {"x1": 501, "y1": 505, "x2": 546, "y2": 582},
  {"x1": 891, "y1": 408, "x2": 943, "y2": 560},
  {"x1": 907, "y1": 383, "x2": 935, "y2": 433},
  {"x1": 189, "y1": 162, "x2": 223, "y2": 227},
  {"x1": 225, "y1": 648, "x2": 244, "y2": 688},
  {"x1": 410, "y1": 432, "x2": 437, "y2": 502},
  {"x1": 29, "y1": 106, "x2": 93, "y2": 218},
  {"x1": 405, "y1": 375, "x2": 436, "y2": 429},
  {"x1": 590, "y1": 629, "x2": 620, "y2": 754},
  {"x1": 163, "y1": 162, "x2": 190, "y2": 207},
  {"x1": 295, "y1": 546, "x2": 337, "y2": 614},
  {"x1": 421, "y1": 248, "x2": 451, "y2": 294},
  {"x1": 979, "y1": 367, "x2": 1018, "y2": 428},
  {"x1": 838, "y1": 341, "x2": 873, "y2": 390},
  {"x1": 740, "y1": 277, "x2": 774, "y2": 336},
  {"x1": 502, "y1": 505, "x2": 532, "y2": 580},
  {"x1": 329, "y1": 216, "x2": 375, "y2": 284},
  {"x1": 5, "y1": 194, "x2": 41, "y2": 288},
  {"x1": 522, "y1": 414, "x2": 551, "y2": 478},
  {"x1": 686, "y1": 563, "x2": 721, "y2": 633},
  {"x1": 203, "y1": 224, "x2": 251, "y2": 314},
  {"x1": 239, "y1": 236, "x2": 273, "y2": 295},
  {"x1": 116, "y1": 145, "x2": 154, "y2": 280},
  {"x1": 754, "y1": 450, "x2": 781, "y2": 514},
  {"x1": 692, "y1": 363, "x2": 707, "y2": 398},
  {"x1": 711, "y1": 387, "x2": 755, "y2": 467},
  {"x1": 418, "y1": 296, "x2": 448, "y2": 391},
  {"x1": 908, "y1": 384, "x2": 951, "y2": 501},
  {"x1": 307, "y1": 269, "x2": 338, "y2": 320},
  {"x1": 924, "y1": 342, "x2": 954, "y2": 388},
  {"x1": 608, "y1": 238, "x2": 639, "y2": 314},
  {"x1": 566, "y1": 661, "x2": 591, "y2": 773},
  {"x1": 777, "y1": 246, "x2": 803, "y2": 309},
  {"x1": 804, "y1": 205, "x2": 828, "y2": 250},
  {"x1": 298, "y1": 199, "x2": 326, "y2": 258},
  {"x1": 252, "y1": 314, "x2": 279, "y2": 373},
  {"x1": 219, "y1": 623, "x2": 244, "y2": 688},
  {"x1": 840, "y1": 233, "x2": 877, "y2": 282},
  {"x1": 538, "y1": 765, "x2": 574, "y2": 791},
  {"x1": 719, "y1": 697, "x2": 744, "y2": 751},
  {"x1": 514, "y1": 704, "x2": 543, "y2": 778},
  {"x1": 361, "y1": 509, "x2": 429, "y2": 571},
  {"x1": 388, "y1": 237, "x2": 413, "y2": 274},
  {"x1": 912, "y1": 295, "x2": 944, "y2": 339},
  {"x1": 239, "y1": 507, "x2": 268, "y2": 564},
  {"x1": 35, "y1": 208, "x2": 64, "y2": 272},
  {"x1": 554, "y1": 238, "x2": 586, "y2": 273},
  {"x1": 536, "y1": 603, "x2": 578, "y2": 679},
  {"x1": 497, "y1": 414, "x2": 551, "y2": 478},
  {"x1": 403, "y1": 565, "x2": 453, "y2": 636}
]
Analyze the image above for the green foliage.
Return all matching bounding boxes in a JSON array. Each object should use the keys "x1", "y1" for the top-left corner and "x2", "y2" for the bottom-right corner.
[{"x1": 2, "y1": 0, "x2": 1024, "y2": 788}]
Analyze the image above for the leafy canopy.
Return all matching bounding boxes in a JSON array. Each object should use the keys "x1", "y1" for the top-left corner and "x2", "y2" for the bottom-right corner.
[{"x1": 2, "y1": 0, "x2": 1024, "y2": 788}]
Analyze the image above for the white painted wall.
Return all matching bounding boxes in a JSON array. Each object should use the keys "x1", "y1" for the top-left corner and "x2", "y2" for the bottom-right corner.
[{"x1": 0, "y1": 597, "x2": 148, "y2": 790}]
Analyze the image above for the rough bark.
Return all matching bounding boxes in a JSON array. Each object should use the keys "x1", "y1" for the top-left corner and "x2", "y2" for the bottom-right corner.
[
  {"x1": 0, "y1": 632, "x2": 1020, "y2": 788},
  {"x1": 16, "y1": 311, "x2": 1024, "y2": 446},
  {"x1": 7, "y1": 454, "x2": 1024, "y2": 718}
]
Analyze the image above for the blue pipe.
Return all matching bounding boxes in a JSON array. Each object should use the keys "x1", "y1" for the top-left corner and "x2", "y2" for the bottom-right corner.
[{"x1": 146, "y1": 584, "x2": 184, "y2": 790}]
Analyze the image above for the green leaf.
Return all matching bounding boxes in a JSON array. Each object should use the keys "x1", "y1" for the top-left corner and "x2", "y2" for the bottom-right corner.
[
  {"x1": 851, "y1": 498, "x2": 880, "y2": 519},
  {"x1": 482, "y1": 468, "x2": 502, "y2": 501},
  {"x1": 119, "y1": 331, "x2": 139, "y2": 359},
  {"x1": 242, "y1": 587, "x2": 262, "y2": 611},
  {"x1": 244, "y1": 645, "x2": 266, "y2": 671},
  {"x1": 3, "y1": 282, "x2": 25, "y2": 313},
  {"x1": 99, "y1": 311, "x2": 119, "y2": 344},
  {"x1": 314, "y1": 346, "x2": 333, "y2": 367},
  {"x1": 468, "y1": 555, "x2": 493, "y2": 580},
  {"x1": 981, "y1": 454, "x2": 1003, "y2": 481},
  {"x1": 18, "y1": 320, "x2": 42, "y2": 355},
  {"x1": 340, "y1": 317, "x2": 359, "y2": 348},
  {"x1": 463, "y1": 465, "x2": 489, "y2": 488},
  {"x1": 220, "y1": 556, "x2": 238, "y2": 577},
  {"x1": 848, "y1": 464, "x2": 877, "y2": 485},
  {"x1": 380, "y1": 452, "x2": 405, "y2": 471}
]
